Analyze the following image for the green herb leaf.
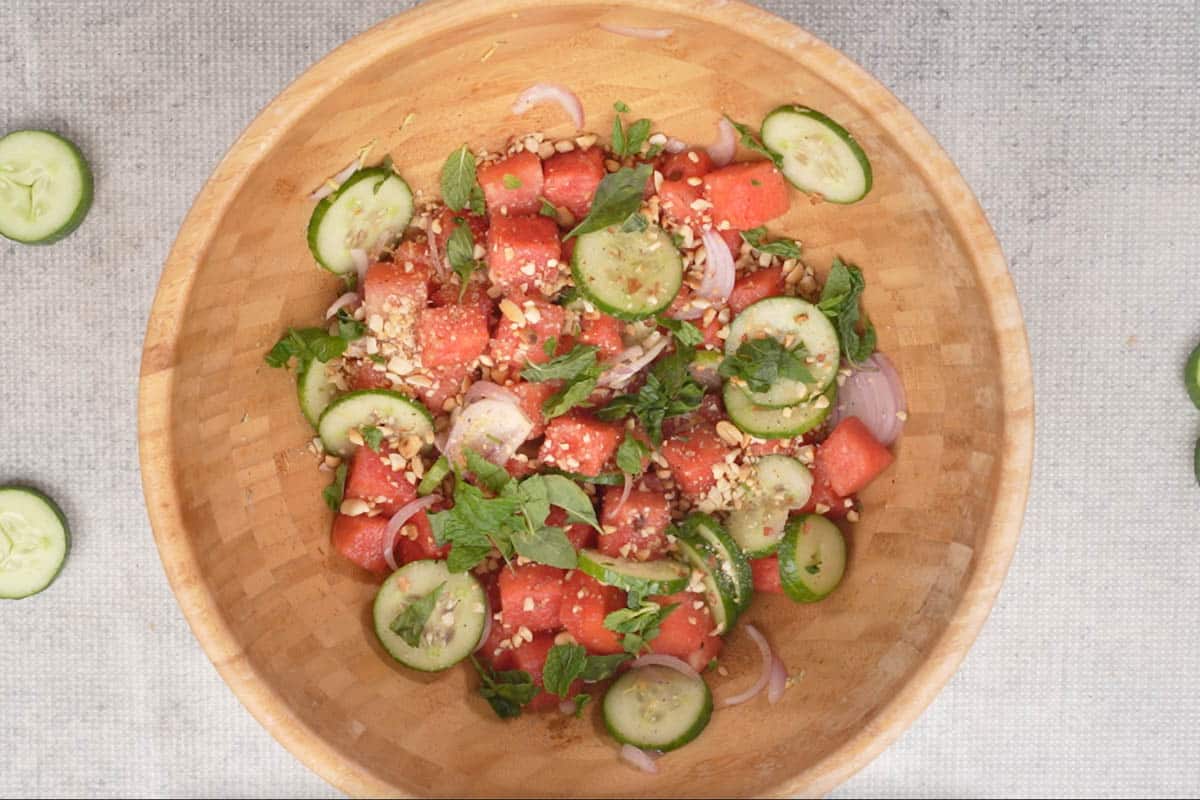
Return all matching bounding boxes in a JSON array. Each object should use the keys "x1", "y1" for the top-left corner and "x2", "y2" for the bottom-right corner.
[
  {"x1": 613, "y1": 100, "x2": 630, "y2": 113},
  {"x1": 521, "y1": 344, "x2": 600, "y2": 383},
  {"x1": 620, "y1": 212, "x2": 648, "y2": 233},
  {"x1": 741, "y1": 226, "x2": 802, "y2": 259},
  {"x1": 446, "y1": 223, "x2": 482, "y2": 296},
  {"x1": 621, "y1": 119, "x2": 652, "y2": 157},
  {"x1": 611, "y1": 115, "x2": 626, "y2": 162},
  {"x1": 468, "y1": 184, "x2": 486, "y2": 215},
  {"x1": 572, "y1": 693, "x2": 592, "y2": 717},
  {"x1": 516, "y1": 474, "x2": 551, "y2": 531},
  {"x1": 441, "y1": 145, "x2": 482, "y2": 213},
  {"x1": 615, "y1": 431, "x2": 650, "y2": 475},
  {"x1": 542, "y1": 376, "x2": 599, "y2": 420},
  {"x1": 368, "y1": 353, "x2": 387, "y2": 364},
  {"x1": 464, "y1": 449, "x2": 513, "y2": 494},
  {"x1": 471, "y1": 656, "x2": 539, "y2": 719},
  {"x1": 724, "y1": 116, "x2": 783, "y2": 168},
  {"x1": 513, "y1": 525, "x2": 577, "y2": 569},
  {"x1": 264, "y1": 327, "x2": 348, "y2": 369},
  {"x1": 360, "y1": 424, "x2": 384, "y2": 452},
  {"x1": 718, "y1": 336, "x2": 816, "y2": 393},
  {"x1": 418, "y1": 456, "x2": 451, "y2": 496},
  {"x1": 539, "y1": 197, "x2": 558, "y2": 218},
  {"x1": 566, "y1": 163, "x2": 653, "y2": 240},
  {"x1": 388, "y1": 582, "x2": 445, "y2": 647},
  {"x1": 597, "y1": 346, "x2": 702, "y2": 444},
  {"x1": 502, "y1": 173, "x2": 522, "y2": 189},
  {"x1": 604, "y1": 601, "x2": 680, "y2": 654},
  {"x1": 543, "y1": 644, "x2": 588, "y2": 697},
  {"x1": 542, "y1": 474, "x2": 602, "y2": 530},
  {"x1": 818, "y1": 258, "x2": 876, "y2": 364},
  {"x1": 580, "y1": 653, "x2": 630, "y2": 682},
  {"x1": 657, "y1": 316, "x2": 703, "y2": 347},
  {"x1": 322, "y1": 463, "x2": 348, "y2": 511},
  {"x1": 644, "y1": 142, "x2": 664, "y2": 159},
  {"x1": 335, "y1": 308, "x2": 367, "y2": 341}
]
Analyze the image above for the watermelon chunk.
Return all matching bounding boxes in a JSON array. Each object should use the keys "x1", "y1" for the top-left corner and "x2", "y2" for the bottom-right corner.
[
  {"x1": 542, "y1": 147, "x2": 606, "y2": 219},
  {"x1": 597, "y1": 486, "x2": 672, "y2": 561},
  {"x1": 488, "y1": 296, "x2": 566, "y2": 373},
  {"x1": 330, "y1": 514, "x2": 392, "y2": 574},
  {"x1": 512, "y1": 632, "x2": 585, "y2": 711},
  {"x1": 559, "y1": 570, "x2": 626, "y2": 655},
  {"x1": 417, "y1": 303, "x2": 490, "y2": 368},
  {"x1": 578, "y1": 311, "x2": 624, "y2": 361},
  {"x1": 343, "y1": 446, "x2": 411, "y2": 515},
  {"x1": 478, "y1": 151, "x2": 544, "y2": 215},
  {"x1": 538, "y1": 412, "x2": 622, "y2": 477},
  {"x1": 499, "y1": 563, "x2": 566, "y2": 632},
  {"x1": 647, "y1": 591, "x2": 713, "y2": 658},
  {"x1": 702, "y1": 161, "x2": 790, "y2": 230},
  {"x1": 816, "y1": 417, "x2": 895, "y2": 496},
  {"x1": 749, "y1": 555, "x2": 784, "y2": 594},
  {"x1": 486, "y1": 213, "x2": 563, "y2": 294},
  {"x1": 661, "y1": 423, "x2": 734, "y2": 498},
  {"x1": 658, "y1": 178, "x2": 703, "y2": 225},
  {"x1": 729, "y1": 266, "x2": 786, "y2": 314},
  {"x1": 657, "y1": 148, "x2": 714, "y2": 182},
  {"x1": 362, "y1": 257, "x2": 429, "y2": 322}
]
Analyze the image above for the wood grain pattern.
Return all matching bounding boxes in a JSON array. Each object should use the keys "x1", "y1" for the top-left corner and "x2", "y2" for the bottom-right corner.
[{"x1": 137, "y1": 0, "x2": 1033, "y2": 796}]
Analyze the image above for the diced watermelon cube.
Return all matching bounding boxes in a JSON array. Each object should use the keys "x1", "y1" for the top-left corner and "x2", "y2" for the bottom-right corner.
[
  {"x1": 749, "y1": 555, "x2": 785, "y2": 594},
  {"x1": 542, "y1": 147, "x2": 606, "y2": 219},
  {"x1": 362, "y1": 257, "x2": 430, "y2": 322},
  {"x1": 597, "y1": 486, "x2": 672, "y2": 561},
  {"x1": 661, "y1": 423, "x2": 734, "y2": 498},
  {"x1": 509, "y1": 380, "x2": 559, "y2": 439},
  {"x1": 718, "y1": 227, "x2": 743, "y2": 256},
  {"x1": 685, "y1": 633, "x2": 725, "y2": 673},
  {"x1": 488, "y1": 296, "x2": 567, "y2": 372},
  {"x1": 348, "y1": 358, "x2": 394, "y2": 390},
  {"x1": 657, "y1": 148, "x2": 714, "y2": 182},
  {"x1": 647, "y1": 591, "x2": 713, "y2": 658},
  {"x1": 499, "y1": 563, "x2": 566, "y2": 632},
  {"x1": 397, "y1": 508, "x2": 448, "y2": 563},
  {"x1": 417, "y1": 303, "x2": 490, "y2": 369},
  {"x1": 433, "y1": 208, "x2": 488, "y2": 255},
  {"x1": 559, "y1": 570, "x2": 626, "y2": 655},
  {"x1": 538, "y1": 412, "x2": 622, "y2": 477},
  {"x1": 411, "y1": 362, "x2": 472, "y2": 413},
  {"x1": 330, "y1": 514, "x2": 391, "y2": 574},
  {"x1": 548, "y1": 507, "x2": 596, "y2": 551},
  {"x1": 429, "y1": 280, "x2": 496, "y2": 327},
  {"x1": 343, "y1": 446, "x2": 412, "y2": 515},
  {"x1": 816, "y1": 417, "x2": 895, "y2": 496},
  {"x1": 478, "y1": 151, "x2": 545, "y2": 215},
  {"x1": 798, "y1": 460, "x2": 851, "y2": 519},
  {"x1": 703, "y1": 161, "x2": 790, "y2": 230},
  {"x1": 486, "y1": 214, "x2": 563, "y2": 294},
  {"x1": 512, "y1": 632, "x2": 585, "y2": 711},
  {"x1": 578, "y1": 311, "x2": 624, "y2": 361},
  {"x1": 729, "y1": 266, "x2": 786, "y2": 314},
  {"x1": 658, "y1": 178, "x2": 703, "y2": 224}
]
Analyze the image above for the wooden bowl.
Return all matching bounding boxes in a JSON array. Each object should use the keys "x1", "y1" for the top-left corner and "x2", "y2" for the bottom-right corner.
[{"x1": 138, "y1": 0, "x2": 1033, "y2": 796}]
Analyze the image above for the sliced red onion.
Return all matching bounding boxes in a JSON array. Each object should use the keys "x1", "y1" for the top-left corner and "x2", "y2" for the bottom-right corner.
[
  {"x1": 705, "y1": 118, "x2": 737, "y2": 167},
  {"x1": 382, "y1": 495, "x2": 441, "y2": 572},
  {"x1": 473, "y1": 597, "x2": 494, "y2": 654},
  {"x1": 512, "y1": 83, "x2": 584, "y2": 129},
  {"x1": 464, "y1": 380, "x2": 521, "y2": 407},
  {"x1": 631, "y1": 654, "x2": 702, "y2": 682},
  {"x1": 722, "y1": 623, "x2": 772, "y2": 707},
  {"x1": 558, "y1": 699, "x2": 576, "y2": 715},
  {"x1": 612, "y1": 471, "x2": 634, "y2": 514},
  {"x1": 350, "y1": 249, "x2": 369, "y2": 288},
  {"x1": 669, "y1": 296, "x2": 708, "y2": 321},
  {"x1": 767, "y1": 655, "x2": 787, "y2": 704},
  {"x1": 597, "y1": 334, "x2": 670, "y2": 389},
  {"x1": 620, "y1": 744, "x2": 660, "y2": 774},
  {"x1": 324, "y1": 291, "x2": 360, "y2": 319},
  {"x1": 308, "y1": 158, "x2": 361, "y2": 201},
  {"x1": 664, "y1": 137, "x2": 688, "y2": 154},
  {"x1": 442, "y1": 397, "x2": 533, "y2": 469},
  {"x1": 697, "y1": 229, "x2": 735, "y2": 303},
  {"x1": 829, "y1": 352, "x2": 907, "y2": 446},
  {"x1": 599, "y1": 23, "x2": 674, "y2": 40}
]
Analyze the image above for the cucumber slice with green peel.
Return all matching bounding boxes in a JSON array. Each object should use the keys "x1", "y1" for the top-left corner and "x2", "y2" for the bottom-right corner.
[
  {"x1": 603, "y1": 664, "x2": 712, "y2": 751},
  {"x1": 754, "y1": 455, "x2": 814, "y2": 507},
  {"x1": 725, "y1": 296, "x2": 840, "y2": 405},
  {"x1": 726, "y1": 503, "x2": 789, "y2": 557},
  {"x1": 297, "y1": 358, "x2": 338, "y2": 427},
  {"x1": 688, "y1": 349, "x2": 723, "y2": 390},
  {"x1": 373, "y1": 560, "x2": 487, "y2": 672},
  {"x1": 0, "y1": 487, "x2": 69, "y2": 599},
  {"x1": 726, "y1": 456, "x2": 812, "y2": 557},
  {"x1": 760, "y1": 105, "x2": 872, "y2": 204},
  {"x1": 674, "y1": 539, "x2": 737, "y2": 634},
  {"x1": 317, "y1": 389, "x2": 433, "y2": 456},
  {"x1": 1186, "y1": 344, "x2": 1200, "y2": 410},
  {"x1": 723, "y1": 381, "x2": 835, "y2": 439},
  {"x1": 0, "y1": 130, "x2": 93, "y2": 244},
  {"x1": 576, "y1": 549, "x2": 690, "y2": 595},
  {"x1": 307, "y1": 167, "x2": 414, "y2": 274},
  {"x1": 571, "y1": 224, "x2": 683, "y2": 320},
  {"x1": 680, "y1": 513, "x2": 752, "y2": 614},
  {"x1": 778, "y1": 515, "x2": 846, "y2": 603}
]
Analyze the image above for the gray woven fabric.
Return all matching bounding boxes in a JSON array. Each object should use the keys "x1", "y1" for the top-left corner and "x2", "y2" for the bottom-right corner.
[{"x1": 2, "y1": 1, "x2": 1198, "y2": 797}]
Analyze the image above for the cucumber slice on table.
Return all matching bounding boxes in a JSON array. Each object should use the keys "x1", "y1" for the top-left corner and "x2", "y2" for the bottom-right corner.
[
  {"x1": 571, "y1": 224, "x2": 683, "y2": 320},
  {"x1": 373, "y1": 560, "x2": 487, "y2": 672},
  {"x1": 725, "y1": 296, "x2": 840, "y2": 406},
  {"x1": 726, "y1": 455, "x2": 814, "y2": 557},
  {"x1": 760, "y1": 105, "x2": 872, "y2": 204},
  {"x1": 307, "y1": 167, "x2": 414, "y2": 274},
  {"x1": 603, "y1": 664, "x2": 712, "y2": 752},
  {"x1": 1186, "y1": 344, "x2": 1200, "y2": 410},
  {"x1": 317, "y1": 389, "x2": 433, "y2": 456},
  {"x1": 0, "y1": 487, "x2": 69, "y2": 599},
  {"x1": 297, "y1": 358, "x2": 338, "y2": 427},
  {"x1": 723, "y1": 381, "x2": 834, "y2": 440},
  {"x1": 777, "y1": 515, "x2": 846, "y2": 603},
  {"x1": 576, "y1": 549, "x2": 690, "y2": 595},
  {"x1": 0, "y1": 130, "x2": 92, "y2": 244}
]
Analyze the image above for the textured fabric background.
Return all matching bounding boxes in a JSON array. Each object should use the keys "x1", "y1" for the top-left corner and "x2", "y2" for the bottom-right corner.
[{"x1": 2, "y1": 1, "x2": 1198, "y2": 797}]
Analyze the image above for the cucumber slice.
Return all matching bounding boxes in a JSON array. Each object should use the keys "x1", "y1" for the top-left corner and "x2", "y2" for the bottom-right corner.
[
  {"x1": 723, "y1": 381, "x2": 834, "y2": 439},
  {"x1": 1186, "y1": 343, "x2": 1200, "y2": 410},
  {"x1": 373, "y1": 560, "x2": 487, "y2": 672},
  {"x1": 603, "y1": 664, "x2": 712, "y2": 752},
  {"x1": 307, "y1": 167, "x2": 414, "y2": 275},
  {"x1": 298, "y1": 358, "x2": 338, "y2": 427},
  {"x1": 681, "y1": 513, "x2": 752, "y2": 613},
  {"x1": 688, "y1": 349, "x2": 723, "y2": 390},
  {"x1": 760, "y1": 105, "x2": 872, "y2": 204},
  {"x1": 726, "y1": 504, "x2": 789, "y2": 557},
  {"x1": 778, "y1": 515, "x2": 846, "y2": 603},
  {"x1": 571, "y1": 224, "x2": 683, "y2": 320},
  {"x1": 755, "y1": 454, "x2": 814, "y2": 507},
  {"x1": 725, "y1": 297, "x2": 840, "y2": 405},
  {"x1": 727, "y1": 456, "x2": 813, "y2": 557},
  {"x1": 317, "y1": 389, "x2": 433, "y2": 456},
  {"x1": 0, "y1": 487, "x2": 69, "y2": 599},
  {"x1": 576, "y1": 549, "x2": 690, "y2": 595},
  {"x1": 674, "y1": 540, "x2": 736, "y2": 634},
  {"x1": 0, "y1": 130, "x2": 92, "y2": 244}
]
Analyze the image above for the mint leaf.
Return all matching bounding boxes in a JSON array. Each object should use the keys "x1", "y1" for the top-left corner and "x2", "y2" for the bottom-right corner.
[
  {"x1": 542, "y1": 375, "x2": 599, "y2": 420},
  {"x1": 360, "y1": 425, "x2": 384, "y2": 452},
  {"x1": 657, "y1": 316, "x2": 703, "y2": 347},
  {"x1": 573, "y1": 693, "x2": 591, "y2": 717},
  {"x1": 502, "y1": 173, "x2": 522, "y2": 189},
  {"x1": 465, "y1": 449, "x2": 512, "y2": 494},
  {"x1": 543, "y1": 644, "x2": 588, "y2": 697},
  {"x1": 542, "y1": 474, "x2": 601, "y2": 530},
  {"x1": 615, "y1": 431, "x2": 650, "y2": 475},
  {"x1": 597, "y1": 346, "x2": 702, "y2": 444},
  {"x1": 613, "y1": 100, "x2": 630, "y2": 113},
  {"x1": 322, "y1": 463, "x2": 347, "y2": 511},
  {"x1": 566, "y1": 163, "x2": 653, "y2": 240},
  {"x1": 335, "y1": 308, "x2": 366, "y2": 340},
  {"x1": 725, "y1": 116, "x2": 783, "y2": 168},
  {"x1": 442, "y1": 145, "x2": 482, "y2": 213},
  {"x1": 539, "y1": 197, "x2": 558, "y2": 218},
  {"x1": 818, "y1": 258, "x2": 876, "y2": 364},
  {"x1": 388, "y1": 582, "x2": 445, "y2": 647},
  {"x1": 741, "y1": 226, "x2": 802, "y2": 259},
  {"x1": 446, "y1": 223, "x2": 481, "y2": 297},
  {"x1": 471, "y1": 656, "x2": 539, "y2": 719},
  {"x1": 265, "y1": 327, "x2": 348, "y2": 368},
  {"x1": 512, "y1": 525, "x2": 577, "y2": 569},
  {"x1": 521, "y1": 344, "x2": 599, "y2": 383},
  {"x1": 719, "y1": 336, "x2": 816, "y2": 393},
  {"x1": 604, "y1": 601, "x2": 679, "y2": 654},
  {"x1": 417, "y1": 456, "x2": 450, "y2": 496},
  {"x1": 580, "y1": 653, "x2": 630, "y2": 682}
]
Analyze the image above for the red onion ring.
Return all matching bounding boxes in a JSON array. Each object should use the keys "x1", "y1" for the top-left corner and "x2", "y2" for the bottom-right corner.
[
  {"x1": 631, "y1": 654, "x2": 702, "y2": 682},
  {"x1": 308, "y1": 158, "x2": 361, "y2": 201},
  {"x1": 664, "y1": 137, "x2": 688, "y2": 154},
  {"x1": 767, "y1": 655, "x2": 787, "y2": 704},
  {"x1": 612, "y1": 471, "x2": 634, "y2": 514},
  {"x1": 705, "y1": 118, "x2": 737, "y2": 167},
  {"x1": 597, "y1": 335, "x2": 670, "y2": 389},
  {"x1": 512, "y1": 83, "x2": 585, "y2": 129},
  {"x1": 324, "y1": 291, "x2": 360, "y2": 319},
  {"x1": 473, "y1": 598, "x2": 494, "y2": 654},
  {"x1": 722, "y1": 623, "x2": 772, "y2": 706},
  {"x1": 464, "y1": 380, "x2": 521, "y2": 407},
  {"x1": 697, "y1": 230, "x2": 736, "y2": 303},
  {"x1": 620, "y1": 744, "x2": 660, "y2": 774},
  {"x1": 829, "y1": 352, "x2": 907, "y2": 446},
  {"x1": 599, "y1": 23, "x2": 674, "y2": 39},
  {"x1": 350, "y1": 249, "x2": 369, "y2": 289},
  {"x1": 442, "y1": 397, "x2": 533, "y2": 468},
  {"x1": 558, "y1": 699, "x2": 576, "y2": 715},
  {"x1": 382, "y1": 495, "x2": 441, "y2": 572}
]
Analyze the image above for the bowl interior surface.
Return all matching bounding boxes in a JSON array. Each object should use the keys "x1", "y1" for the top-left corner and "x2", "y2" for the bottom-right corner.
[{"x1": 139, "y1": 1, "x2": 1032, "y2": 796}]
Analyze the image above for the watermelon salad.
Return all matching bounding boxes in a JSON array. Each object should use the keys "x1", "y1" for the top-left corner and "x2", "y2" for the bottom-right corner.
[{"x1": 266, "y1": 91, "x2": 906, "y2": 770}]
